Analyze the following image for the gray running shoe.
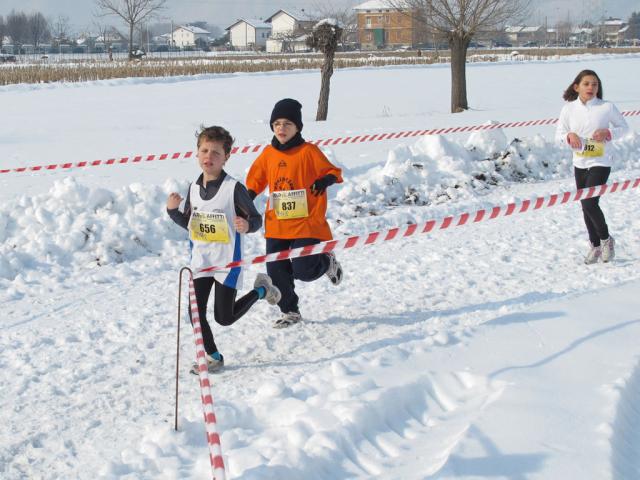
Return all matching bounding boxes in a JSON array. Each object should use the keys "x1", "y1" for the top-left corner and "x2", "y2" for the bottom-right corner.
[
  {"x1": 190, "y1": 353, "x2": 224, "y2": 375},
  {"x1": 601, "y1": 236, "x2": 615, "y2": 263},
  {"x1": 273, "y1": 311, "x2": 302, "y2": 329},
  {"x1": 325, "y1": 252, "x2": 343, "y2": 286},
  {"x1": 254, "y1": 273, "x2": 282, "y2": 305},
  {"x1": 584, "y1": 243, "x2": 602, "y2": 265}
]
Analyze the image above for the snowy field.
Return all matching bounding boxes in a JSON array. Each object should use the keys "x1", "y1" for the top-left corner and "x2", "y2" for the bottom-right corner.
[{"x1": 1, "y1": 55, "x2": 639, "y2": 479}]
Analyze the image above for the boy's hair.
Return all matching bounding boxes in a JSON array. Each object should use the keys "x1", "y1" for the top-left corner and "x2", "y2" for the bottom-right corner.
[
  {"x1": 196, "y1": 126, "x2": 235, "y2": 154},
  {"x1": 563, "y1": 70, "x2": 603, "y2": 101}
]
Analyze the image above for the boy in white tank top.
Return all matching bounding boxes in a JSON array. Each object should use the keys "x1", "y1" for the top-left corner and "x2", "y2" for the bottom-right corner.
[{"x1": 167, "y1": 126, "x2": 281, "y2": 373}]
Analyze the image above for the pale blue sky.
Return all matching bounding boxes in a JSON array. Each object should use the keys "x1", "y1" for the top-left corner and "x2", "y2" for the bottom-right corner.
[{"x1": 0, "y1": 0, "x2": 636, "y2": 32}]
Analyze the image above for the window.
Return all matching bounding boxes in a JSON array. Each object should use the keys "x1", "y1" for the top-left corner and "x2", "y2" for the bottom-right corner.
[{"x1": 366, "y1": 17, "x2": 372, "y2": 27}]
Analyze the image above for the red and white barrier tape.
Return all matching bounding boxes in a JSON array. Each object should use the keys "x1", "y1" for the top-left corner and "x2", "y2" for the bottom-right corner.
[
  {"x1": 187, "y1": 274, "x2": 227, "y2": 480},
  {"x1": 3, "y1": 110, "x2": 639, "y2": 175},
  {"x1": 200, "y1": 177, "x2": 640, "y2": 274}
]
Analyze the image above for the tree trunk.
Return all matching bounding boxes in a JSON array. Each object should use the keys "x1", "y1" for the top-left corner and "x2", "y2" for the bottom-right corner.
[
  {"x1": 316, "y1": 50, "x2": 335, "y2": 121},
  {"x1": 450, "y1": 34, "x2": 469, "y2": 113},
  {"x1": 128, "y1": 22, "x2": 134, "y2": 60}
]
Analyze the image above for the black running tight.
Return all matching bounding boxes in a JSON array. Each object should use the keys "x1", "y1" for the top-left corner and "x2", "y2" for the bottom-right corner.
[
  {"x1": 190, "y1": 277, "x2": 258, "y2": 354},
  {"x1": 574, "y1": 166, "x2": 611, "y2": 246}
]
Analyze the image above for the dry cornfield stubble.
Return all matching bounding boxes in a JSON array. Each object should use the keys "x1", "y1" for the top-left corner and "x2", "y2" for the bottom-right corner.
[{"x1": 1, "y1": 48, "x2": 638, "y2": 85}]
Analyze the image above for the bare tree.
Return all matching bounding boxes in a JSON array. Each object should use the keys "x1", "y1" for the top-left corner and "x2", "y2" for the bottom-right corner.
[
  {"x1": 555, "y1": 20, "x2": 573, "y2": 46},
  {"x1": 0, "y1": 15, "x2": 5, "y2": 49},
  {"x1": 6, "y1": 10, "x2": 29, "y2": 46},
  {"x1": 307, "y1": 20, "x2": 343, "y2": 121},
  {"x1": 391, "y1": 0, "x2": 527, "y2": 112},
  {"x1": 95, "y1": 0, "x2": 166, "y2": 59},
  {"x1": 93, "y1": 20, "x2": 114, "y2": 49},
  {"x1": 51, "y1": 15, "x2": 72, "y2": 45},
  {"x1": 28, "y1": 12, "x2": 51, "y2": 48},
  {"x1": 629, "y1": 12, "x2": 640, "y2": 42}
]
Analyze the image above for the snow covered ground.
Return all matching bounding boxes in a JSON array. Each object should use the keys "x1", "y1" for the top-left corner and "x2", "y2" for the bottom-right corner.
[{"x1": 1, "y1": 54, "x2": 639, "y2": 479}]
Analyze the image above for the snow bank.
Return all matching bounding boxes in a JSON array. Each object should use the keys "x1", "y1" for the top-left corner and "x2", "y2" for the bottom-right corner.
[
  {"x1": 0, "y1": 177, "x2": 188, "y2": 282},
  {"x1": 334, "y1": 127, "x2": 640, "y2": 217},
  {"x1": 1, "y1": 128, "x2": 637, "y2": 287}
]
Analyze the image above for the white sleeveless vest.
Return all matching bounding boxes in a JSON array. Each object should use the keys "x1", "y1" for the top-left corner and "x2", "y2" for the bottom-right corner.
[{"x1": 188, "y1": 175, "x2": 244, "y2": 287}]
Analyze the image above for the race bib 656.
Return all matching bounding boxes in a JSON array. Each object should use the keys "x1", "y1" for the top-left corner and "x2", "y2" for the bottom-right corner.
[{"x1": 190, "y1": 211, "x2": 230, "y2": 243}]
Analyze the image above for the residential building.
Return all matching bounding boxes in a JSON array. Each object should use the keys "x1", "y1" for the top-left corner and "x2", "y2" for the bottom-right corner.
[
  {"x1": 353, "y1": 0, "x2": 421, "y2": 50},
  {"x1": 598, "y1": 18, "x2": 627, "y2": 45},
  {"x1": 264, "y1": 9, "x2": 314, "y2": 53},
  {"x1": 568, "y1": 27, "x2": 594, "y2": 46},
  {"x1": 171, "y1": 25, "x2": 211, "y2": 48},
  {"x1": 504, "y1": 26, "x2": 545, "y2": 46},
  {"x1": 226, "y1": 19, "x2": 271, "y2": 50}
]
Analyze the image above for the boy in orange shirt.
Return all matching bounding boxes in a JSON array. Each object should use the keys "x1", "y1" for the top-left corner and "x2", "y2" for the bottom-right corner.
[{"x1": 246, "y1": 98, "x2": 343, "y2": 328}]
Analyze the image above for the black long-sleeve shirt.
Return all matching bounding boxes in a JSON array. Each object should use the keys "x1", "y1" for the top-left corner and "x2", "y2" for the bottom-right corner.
[{"x1": 167, "y1": 171, "x2": 262, "y2": 233}]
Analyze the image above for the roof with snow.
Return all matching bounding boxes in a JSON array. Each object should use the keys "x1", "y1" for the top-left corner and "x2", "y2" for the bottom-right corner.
[
  {"x1": 265, "y1": 9, "x2": 310, "y2": 23},
  {"x1": 226, "y1": 19, "x2": 272, "y2": 30},
  {"x1": 505, "y1": 26, "x2": 542, "y2": 33},
  {"x1": 353, "y1": 0, "x2": 409, "y2": 11},
  {"x1": 178, "y1": 25, "x2": 211, "y2": 35}
]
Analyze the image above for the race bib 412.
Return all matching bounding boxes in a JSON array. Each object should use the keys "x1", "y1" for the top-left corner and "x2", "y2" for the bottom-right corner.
[{"x1": 577, "y1": 139, "x2": 605, "y2": 158}]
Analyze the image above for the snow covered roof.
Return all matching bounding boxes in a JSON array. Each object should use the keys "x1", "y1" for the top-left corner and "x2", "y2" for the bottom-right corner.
[
  {"x1": 265, "y1": 9, "x2": 309, "y2": 23},
  {"x1": 226, "y1": 19, "x2": 272, "y2": 30},
  {"x1": 178, "y1": 25, "x2": 211, "y2": 35},
  {"x1": 505, "y1": 26, "x2": 542, "y2": 33},
  {"x1": 246, "y1": 19, "x2": 271, "y2": 29},
  {"x1": 353, "y1": 0, "x2": 409, "y2": 11}
]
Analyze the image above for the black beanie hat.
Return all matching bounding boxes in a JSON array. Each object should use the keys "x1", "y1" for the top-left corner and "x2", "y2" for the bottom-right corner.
[{"x1": 270, "y1": 98, "x2": 303, "y2": 131}]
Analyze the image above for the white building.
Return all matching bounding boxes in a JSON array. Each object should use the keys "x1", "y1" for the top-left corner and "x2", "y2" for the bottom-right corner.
[
  {"x1": 171, "y1": 25, "x2": 211, "y2": 47},
  {"x1": 505, "y1": 25, "x2": 545, "y2": 46},
  {"x1": 226, "y1": 19, "x2": 271, "y2": 50},
  {"x1": 265, "y1": 9, "x2": 314, "y2": 53}
]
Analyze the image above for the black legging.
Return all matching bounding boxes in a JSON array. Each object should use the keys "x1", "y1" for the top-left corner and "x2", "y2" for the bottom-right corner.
[
  {"x1": 191, "y1": 277, "x2": 259, "y2": 355},
  {"x1": 266, "y1": 237, "x2": 330, "y2": 314},
  {"x1": 574, "y1": 166, "x2": 611, "y2": 246}
]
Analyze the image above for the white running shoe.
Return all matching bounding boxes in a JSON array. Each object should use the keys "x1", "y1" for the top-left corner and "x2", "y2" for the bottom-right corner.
[
  {"x1": 273, "y1": 311, "x2": 302, "y2": 329},
  {"x1": 190, "y1": 353, "x2": 224, "y2": 375},
  {"x1": 254, "y1": 273, "x2": 282, "y2": 305},
  {"x1": 584, "y1": 243, "x2": 601, "y2": 265},
  {"x1": 601, "y1": 236, "x2": 615, "y2": 263},
  {"x1": 325, "y1": 252, "x2": 343, "y2": 286}
]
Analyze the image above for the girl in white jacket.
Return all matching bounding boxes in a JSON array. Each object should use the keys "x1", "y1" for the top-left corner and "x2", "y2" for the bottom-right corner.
[{"x1": 555, "y1": 69, "x2": 629, "y2": 264}]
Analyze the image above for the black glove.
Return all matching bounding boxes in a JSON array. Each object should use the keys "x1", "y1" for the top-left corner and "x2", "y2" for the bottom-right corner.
[
  {"x1": 247, "y1": 189, "x2": 257, "y2": 200},
  {"x1": 310, "y1": 174, "x2": 337, "y2": 196}
]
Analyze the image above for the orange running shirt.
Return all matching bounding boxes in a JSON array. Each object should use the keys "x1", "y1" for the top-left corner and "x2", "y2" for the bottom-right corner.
[{"x1": 246, "y1": 142, "x2": 343, "y2": 240}]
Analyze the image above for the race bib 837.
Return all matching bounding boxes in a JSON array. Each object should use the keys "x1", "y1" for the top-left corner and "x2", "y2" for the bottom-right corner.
[{"x1": 272, "y1": 189, "x2": 309, "y2": 220}]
